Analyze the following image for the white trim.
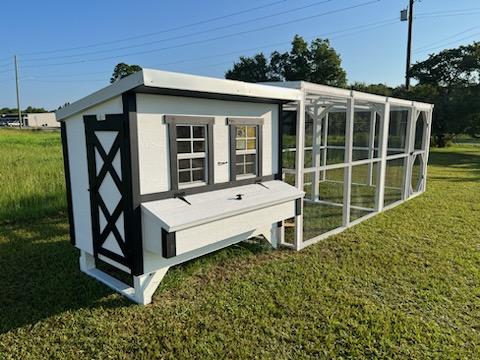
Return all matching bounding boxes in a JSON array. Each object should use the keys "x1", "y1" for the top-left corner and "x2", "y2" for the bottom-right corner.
[{"x1": 57, "y1": 69, "x2": 302, "y2": 121}]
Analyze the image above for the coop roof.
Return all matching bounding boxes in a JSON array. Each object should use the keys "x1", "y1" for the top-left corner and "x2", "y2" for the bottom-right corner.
[
  {"x1": 56, "y1": 69, "x2": 303, "y2": 121},
  {"x1": 262, "y1": 81, "x2": 434, "y2": 111}
]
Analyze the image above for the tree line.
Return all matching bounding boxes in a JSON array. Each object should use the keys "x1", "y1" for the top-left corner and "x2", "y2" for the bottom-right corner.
[{"x1": 110, "y1": 35, "x2": 480, "y2": 147}]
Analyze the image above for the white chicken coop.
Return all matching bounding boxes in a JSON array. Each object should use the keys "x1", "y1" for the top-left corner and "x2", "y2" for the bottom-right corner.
[{"x1": 57, "y1": 69, "x2": 433, "y2": 304}]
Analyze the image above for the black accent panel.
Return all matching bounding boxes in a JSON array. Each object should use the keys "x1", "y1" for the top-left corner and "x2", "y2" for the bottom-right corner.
[
  {"x1": 84, "y1": 98, "x2": 143, "y2": 275},
  {"x1": 162, "y1": 229, "x2": 176, "y2": 258},
  {"x1": 122, "y1": 92, "x2": 144, "y2": 276},
  {"x1": 276, "y1": 104, "x2": 284, "y2": 181},
  {"x1": 257, "y1": 124, "x2": 263, "y2": 177},
  {"x1": 229, "y1": 125, "x2": 236, "y2": 181},
  {"x1": 60, "y1": 122, "x2": 76, "y2": 245},
  {"x1": 295, "y1": 198, "x2": 302, "y2": 216}
]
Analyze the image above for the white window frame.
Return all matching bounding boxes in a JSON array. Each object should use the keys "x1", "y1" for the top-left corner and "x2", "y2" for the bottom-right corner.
[{"x1": 165, "y1": 115, "x2": 214, "y2": 191}]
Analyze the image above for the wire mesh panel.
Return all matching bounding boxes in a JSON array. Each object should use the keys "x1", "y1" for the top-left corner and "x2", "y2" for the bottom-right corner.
[{"x1": 280, "y1": 84, "x2": 432, "y2": 248}]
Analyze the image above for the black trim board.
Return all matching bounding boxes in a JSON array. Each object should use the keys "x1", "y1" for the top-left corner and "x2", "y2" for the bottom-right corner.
[
  {"x1": 295, "y1": 198, "x2": 302, "y2": 216},
  {"x1": 276, "y1": 104, "x2": 284, "y2": 181},
  {"x1": 162, "y1": 229, "x2": 176, "y2": 258},
  {"x1": 60, "y1": 121, "x2": 76, "y2": 245},
  {"x1": 122, "y1": 92, "x2": 144, "y2": 276}
]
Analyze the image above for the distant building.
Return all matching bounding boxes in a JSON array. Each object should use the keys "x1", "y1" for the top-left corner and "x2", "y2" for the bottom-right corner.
[{"x1": 0, "y1": 112, "x2": 58, "y2": 128}]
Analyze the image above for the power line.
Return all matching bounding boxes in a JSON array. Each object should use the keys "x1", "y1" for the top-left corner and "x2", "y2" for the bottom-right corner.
[
  {"x1": 413, "y1": 25, "x2": 480, "y2": 52},
  {"x1": 18, "y1": 0, "x2": 293, "y2": 57},
  {"x1": 416, "y1": 11, "x2": 480, "y2": 19},
  {"x1": 20, "y1": 18, "x2": 398, "y2": 82},
  {"x1": 20, "y1": 0, "x2": 383, "y2": 70},
  {"x1": 414, "y1": 32, "x2": 480, "y2": 54},
  {"x1": 189, "y1": 19, "x2": 400, "y2": 71},
  {"x1": 21, "y1": 0, "x2": 338, "y2": 63},
  {"x1": 416, "y1": 7, "x2": 480, "y2": 16}
]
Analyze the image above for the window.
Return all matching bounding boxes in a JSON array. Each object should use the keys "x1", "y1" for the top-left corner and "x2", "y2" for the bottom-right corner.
[
  {"x1": 176, "y1": 125, "x2": 207, "y2": 185},
  {"x1": 228, "y1": 118, "x2": 263, "y2": 180},
  {"x1": 235, "y1": 125, "x2": 257, "y2": 177},
  {"x1": 165, "y1": 115, "x2": 214, "y2": 190}
]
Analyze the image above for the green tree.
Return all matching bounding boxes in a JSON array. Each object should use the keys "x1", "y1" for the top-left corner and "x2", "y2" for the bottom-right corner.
[
  {"x1": 225, "y1": 54, "x2": 278, "y2": 82},
  {"x1": 110, "y1": 63, "x2": 142, "y2": 83},
  {"x1": 226, "y1": 35, "x2": 346, "y2": 86},
  {"x1": 409, "y1": 42, "x2": 480, "y2": 145},
  {"x1": 410, "y1": 42, "x2": 480, "y2": 87}
]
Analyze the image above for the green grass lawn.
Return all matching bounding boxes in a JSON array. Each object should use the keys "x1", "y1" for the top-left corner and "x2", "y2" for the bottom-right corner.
[{"x1": 1, "y1": 129, "x2": 480, "y2": 358}]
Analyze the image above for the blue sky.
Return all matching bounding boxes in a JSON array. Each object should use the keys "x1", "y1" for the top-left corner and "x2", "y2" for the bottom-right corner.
[{"x1": 0, "y1": 0, "x2": 479, "y2": 110}]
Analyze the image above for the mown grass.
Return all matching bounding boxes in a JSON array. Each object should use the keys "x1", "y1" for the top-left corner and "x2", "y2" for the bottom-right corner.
[
  {"x1": 1, "y1": 130, "x2": 480, "y2": 359},
  {"x1": 0, "y1": 129, "x2": 65, "y2": 223}
]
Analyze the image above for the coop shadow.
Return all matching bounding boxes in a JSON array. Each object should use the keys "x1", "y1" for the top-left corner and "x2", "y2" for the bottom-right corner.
[
  {"x1": 0, "y1": 217, "x2": 130, "y2": 334},
  {"x1": 428, "y1": 149, "x2": 480, "y2": 182},
  {"x1": 0, "y1": 216, "x2": 273, "y2": 334}
]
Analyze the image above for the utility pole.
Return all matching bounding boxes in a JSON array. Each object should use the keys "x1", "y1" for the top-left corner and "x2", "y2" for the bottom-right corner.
[
  {"x1": 14, "y1": 55, "x2": 23, "y2": 129},
  {"x1": 404, "y1": 0, "x2": 414, "y2": 90}
]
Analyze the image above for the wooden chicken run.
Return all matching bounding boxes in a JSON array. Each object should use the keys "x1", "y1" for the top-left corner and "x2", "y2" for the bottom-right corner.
[{"x1": 57, "y1": 69, "x2": 433, "y2": 304}]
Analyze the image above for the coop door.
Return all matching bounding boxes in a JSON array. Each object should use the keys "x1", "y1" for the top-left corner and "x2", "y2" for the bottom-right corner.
[{"x1": 84, "y1": 115, "x2": 134, "y2": 273}]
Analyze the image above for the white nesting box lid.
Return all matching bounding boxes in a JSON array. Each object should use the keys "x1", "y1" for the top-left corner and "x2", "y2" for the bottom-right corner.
[{"x1": 141, "y1": 180, "x2": 304, "y2": 232}]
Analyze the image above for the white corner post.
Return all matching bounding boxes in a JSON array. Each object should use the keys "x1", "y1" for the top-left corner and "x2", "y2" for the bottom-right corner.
[
  {"x1": 321, "y1": 112, "x2": 329, "y2": 181},
  {"x1": 422, "y1": 108, "x2": 434, "y2": 192},
  {"x1": 375, "y1": 102, "x2": 391, "y2": 212},
  {"x1": 367, "y1": 110, "x2": 377, "y2": 186},
  {"x1": 312, "y1": 103, "x2": 322, "y2": 201},
  {"x1": 402, "y1": 107, "x2": 417, "y2": 200},
  {"x1": 342, "y1": 97, "x2": 354, "y2": 226},
  {"x1": 293, "y1": 94, "x2": 306, "y2": 251}
]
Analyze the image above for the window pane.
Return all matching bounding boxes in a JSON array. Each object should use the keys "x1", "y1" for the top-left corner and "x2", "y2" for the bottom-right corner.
[
  {"x1": 247, "y1": 126, "x2": 256, "y2": 137},
  {"x1": 178, "y1": 159, "x2": 190, "y2": 169},
  {"x1": 191, "y1": 158, "x2": 204, "y2": 169},
  {"x1": 245, "y1": 163, "x2": 255, "y2": 174},
  {"x1": 193, "y1": 141, "x2": 205, "y2": 152},
  {"x1": 236, "y1": 140, "x2": 246, "y2": 150},
  {"x1": 236, "y1": 154, "x2": 244, "y2": 164},
  {"x1": 177, "y1": 141, "x2": 191, "y2": 153},
  {"x1": 236, "y1": 164, "x2": 245, "y2": 175},
  {"x1": 247, "y1": 139, "x2": 256, "y2": 150},
  {"x1": 236, "y1": 126, "x2": 246, "y2": 138},
  {"x1": 192, "y1": 169, "x2": 204, "y2": 181},
  {"x1": 193, "y1": 126, "x2": 205, "y2": 139},
  {"x1": 245, "y1": 154, "x2": 256, "y2": 164},
  {"x1": 176, "y1": 126, "x2": 190, "y2": 139},
  {"x1": 178, "y1": 171, "x2": 191, "y2": 183}
]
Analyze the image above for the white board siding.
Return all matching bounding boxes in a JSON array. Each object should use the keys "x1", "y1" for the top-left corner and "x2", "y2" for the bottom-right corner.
[
  {"x1": 64, "y1": 96, "x2": 123, "y2": 254},
  {"x1": 136, "y1": 93, "x2": 279, "y2": 195},
  {"x1": 144, "y1": 201, "x2": 295, "y2": 256}
]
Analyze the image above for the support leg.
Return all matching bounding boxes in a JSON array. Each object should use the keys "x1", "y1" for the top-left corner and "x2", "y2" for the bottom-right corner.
[
  {"x1": 79, "y1": 250, "x2": 169, "y2": 305},
  {"x1": 79, "y1": 250, "x2": 95, "y2": 271},
  {"x1": 133, "y1": 267, "x2": 169, "y2": 305}
]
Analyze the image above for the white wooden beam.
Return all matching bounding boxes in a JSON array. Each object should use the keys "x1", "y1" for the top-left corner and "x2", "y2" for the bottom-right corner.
[
  {"x1": 343, "y1": 97, "x2": 354, "y2": 226},
  {"x1": 375, "y1": 102, "x2": 390, "y2": 212},
  {"x1": 294, "y1": 95, "x2": 306, "y2": 250}
]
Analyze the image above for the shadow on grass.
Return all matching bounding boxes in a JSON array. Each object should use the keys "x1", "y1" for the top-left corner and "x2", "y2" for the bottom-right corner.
[
  {"x1": 428, "y1": 148, "x2": 480, "y2": 181},
  {"x1": 0, "y1": 216, "x2": 272, "y2": 334}
]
